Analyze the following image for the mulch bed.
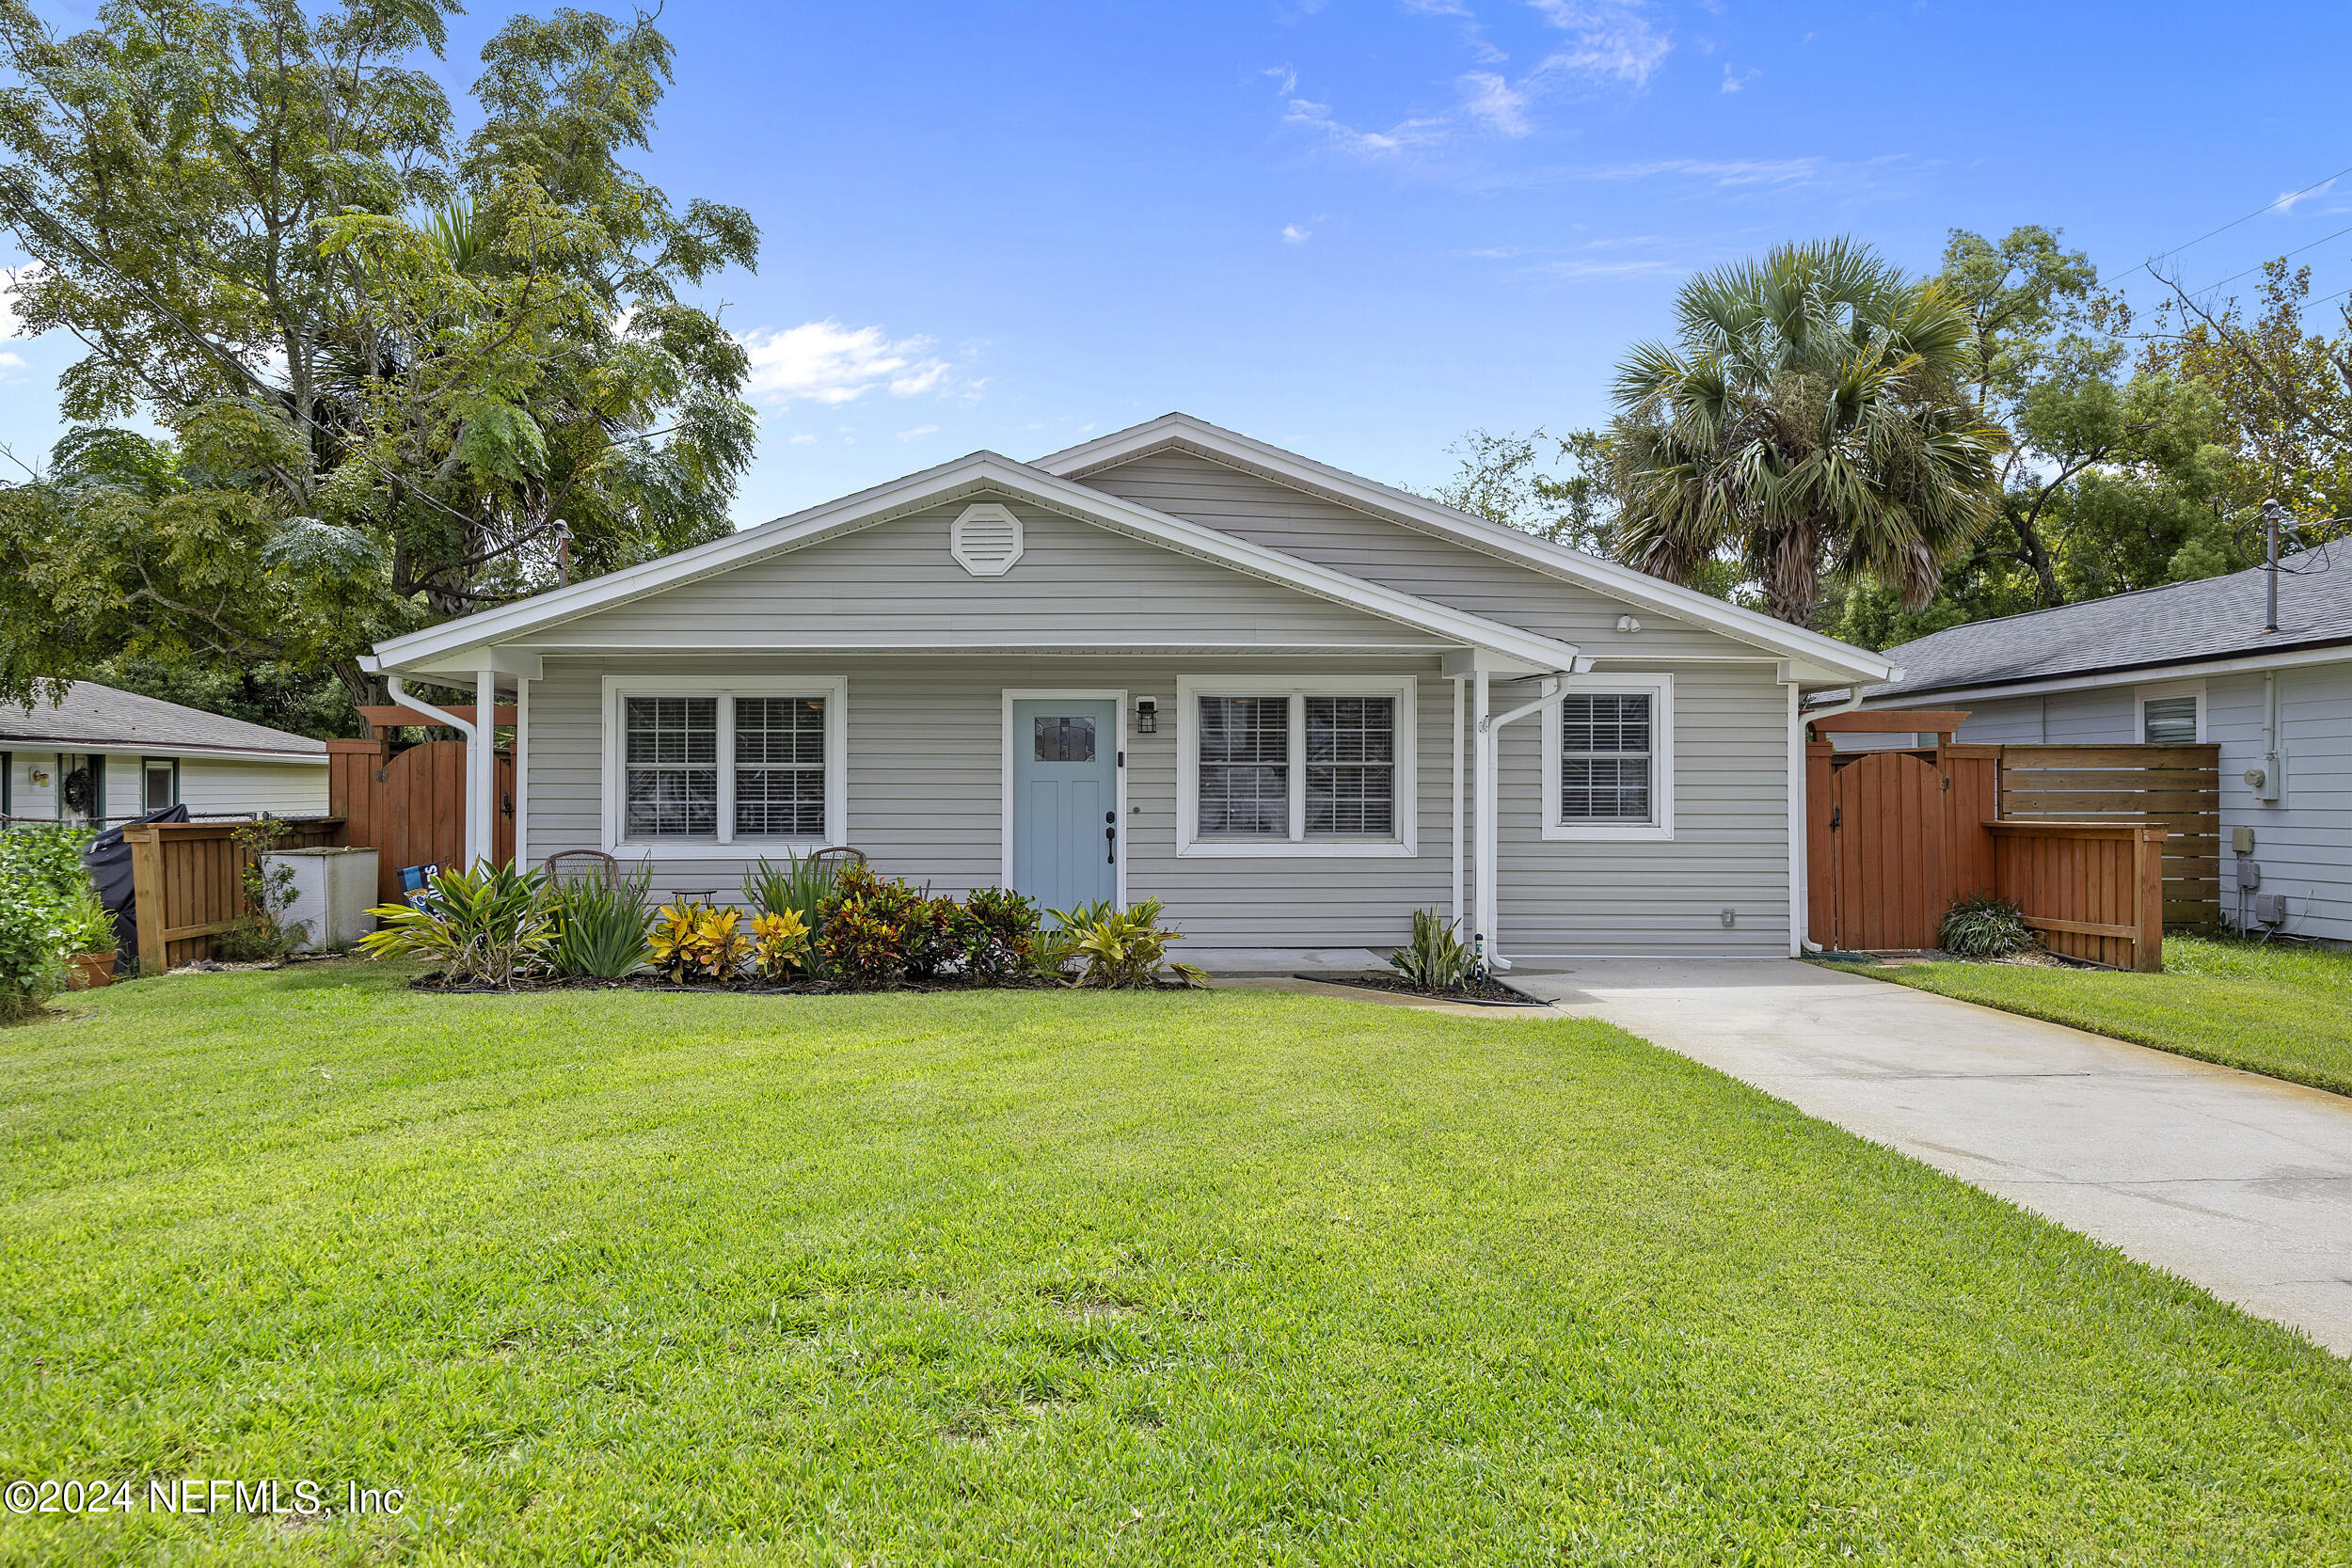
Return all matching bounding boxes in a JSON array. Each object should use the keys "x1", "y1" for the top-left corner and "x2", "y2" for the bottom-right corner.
[{"x1": 1298, "y1": 971, "x2": 1549, "y2": 1007}]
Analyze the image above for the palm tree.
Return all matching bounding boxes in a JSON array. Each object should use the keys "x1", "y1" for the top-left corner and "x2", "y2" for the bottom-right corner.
[{"x1": 1607, "y1": 238, "x2": 2006, "y2": 626}]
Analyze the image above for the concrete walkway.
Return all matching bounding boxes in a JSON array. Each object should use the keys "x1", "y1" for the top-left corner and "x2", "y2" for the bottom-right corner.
[{"x1": 1508, "y1": 958, "x2": 2352, "y2": 1355}]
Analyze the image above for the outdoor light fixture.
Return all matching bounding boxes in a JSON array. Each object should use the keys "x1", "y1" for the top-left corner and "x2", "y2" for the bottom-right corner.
[{"x1": 1135, "y1": 696, "x2": 1158, "y2": 734}]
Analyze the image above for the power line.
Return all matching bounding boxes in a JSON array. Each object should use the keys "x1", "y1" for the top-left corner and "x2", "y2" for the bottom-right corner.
[
  {"x1": 2113, "y1": 162, "x2": 2352, "y2": 285},
  {"x1": 2185, "y1": 219, "x2": 2352, "y2": 295}
]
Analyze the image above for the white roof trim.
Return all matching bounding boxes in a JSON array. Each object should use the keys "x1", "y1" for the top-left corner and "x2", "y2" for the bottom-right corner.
[
  {"x1": 1842, "y1": 641, "x2": 2352, "y2": 709},
  {"x1": 367, "y1": 451, "x2": 1584, "y2": 675},
  {"x1": 1033, "y1": 412, "x2": 1898, "y2": 685}
]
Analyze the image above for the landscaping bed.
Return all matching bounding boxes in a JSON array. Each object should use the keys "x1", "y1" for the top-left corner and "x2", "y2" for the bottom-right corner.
[
  {"x1": 1826, "y1": 935, "x2": 2352, "y2": 1098},
  {"x1": 1302, "y1": 969, "x2": 1546, "y2": 1006},
  {"x1": 4, "y1": 965, "x2": 2349, "y2": 1562}
]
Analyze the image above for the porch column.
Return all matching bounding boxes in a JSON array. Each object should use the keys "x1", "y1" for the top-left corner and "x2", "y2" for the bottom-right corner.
[
  {"x1": 1451, "y1": 675, "x2": 1468, "y2": 935},
  {"x1": 514, "y1": 673, "x2": 532, "y2": 870},
  {"x1": 469, "y1": 665, "x2": 497, "y2": 868}
]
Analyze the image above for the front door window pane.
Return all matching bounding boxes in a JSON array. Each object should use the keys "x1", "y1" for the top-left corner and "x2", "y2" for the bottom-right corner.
[{"x1": 1033, "y1": 716, "x2": 1096, "y2": 763}]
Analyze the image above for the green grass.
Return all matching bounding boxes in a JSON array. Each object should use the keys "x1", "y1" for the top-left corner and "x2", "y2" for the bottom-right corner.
[
  {"x1": 4, "y1": 965, "x2": 2350, "y2": 1565},
  {"x1": 1836, "y1": 936, "x2": 2352, "y2": 1099}
]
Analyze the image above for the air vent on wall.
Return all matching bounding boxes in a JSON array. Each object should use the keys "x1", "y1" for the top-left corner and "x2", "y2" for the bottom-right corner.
[{"x1": 951, "y1": 502, "x2": 1024, "y2": 577}]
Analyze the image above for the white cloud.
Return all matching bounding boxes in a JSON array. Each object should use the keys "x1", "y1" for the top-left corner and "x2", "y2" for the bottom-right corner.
[
  {"x1": 1585, "y1": 156, "x2": 1820, "y2": 186},
  {"x1": 0, "y1": 352, "x2": 24, "y2": 369},
  {"x1": 1282, "y1": 223, "x2": 1313, "y2": 244},
  {"x1": 1527, "y1": 1, "x2": 1671, "y2": 87},
  {"x1": 1460, "y1": 71, "x2": 1532, "y2": 137},
  {"x1": 738, "y1": 320, "x2": 950, "y2": 405},
  {"x1": 787, "y1": 432, "x2": 818, "y2": 445},
  {"x1": 896, "y1": 424, "x2": 939, "y2": 441},
  {"x1": 1281, "y1": 95, "x2": 1445, "y2": 157},
  {"x1": 2274, "y1": 179, "x2": 2336, "y2": 215},
  {"x1": 1721, "y1": 64, "x2": 1760, "y2": 92}
]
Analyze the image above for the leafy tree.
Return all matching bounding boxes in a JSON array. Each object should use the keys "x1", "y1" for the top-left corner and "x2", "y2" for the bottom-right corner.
[
  {"x1": 1605, "y1": 237, "x2": 2005, "y2": 626},
  {"x1": 0, "y1": 0, "x2": 758, "y2": 714},
  {"x1": 1421, "y1": 426, "x2": 1614, "y2": 551}
]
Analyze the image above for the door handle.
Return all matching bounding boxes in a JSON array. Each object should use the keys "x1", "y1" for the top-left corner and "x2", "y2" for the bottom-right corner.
[{"x1": 1105, "y1": 825, "x2": 1117, "y2": 863}]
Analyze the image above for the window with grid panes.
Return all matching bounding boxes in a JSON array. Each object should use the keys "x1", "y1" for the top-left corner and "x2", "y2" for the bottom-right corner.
[
  {"x1": 1558, "y1": 692, "x2": 1653, "y2": 822},
  {"x1": 1197, "y1": 695, "x2": 1289, "y2": 836},
  {"x1": 625, "y1": 697, "x2": 719, "y2": 838},
  {"x1": 1306, "y1": 695, "x2": 1394, "y2": 835},
  {"x1": 735, "y1": 697, "x2": 827, "y2": 837}
]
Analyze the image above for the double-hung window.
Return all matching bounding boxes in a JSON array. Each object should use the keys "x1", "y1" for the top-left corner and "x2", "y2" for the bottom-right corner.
[
  {"x1": 604, "y1": 677, "x2": 847, "y2": 854},
  {"x1": 1543, "y1": 675, "x2": 1674, "y2": 841},
  {"x1": 141, "y1": 757, "x2": 179, "y2": 812},
  {"x1": 1179, "y1": 675, "x2": 1416, "y2": 855}
]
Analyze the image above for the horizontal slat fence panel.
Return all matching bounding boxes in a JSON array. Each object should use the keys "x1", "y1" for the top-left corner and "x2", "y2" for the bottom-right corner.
[{"x1": 1997, "y1": 742, "x2": 2219, "y2": 931}]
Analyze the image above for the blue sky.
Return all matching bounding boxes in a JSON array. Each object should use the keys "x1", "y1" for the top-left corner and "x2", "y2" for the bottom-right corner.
[{"x1": 8, "y1": 0, "x2": 2352, "y2": 525}]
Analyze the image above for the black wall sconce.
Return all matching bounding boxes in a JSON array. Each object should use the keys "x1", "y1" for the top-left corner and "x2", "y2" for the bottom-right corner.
[{"x1": 1135, "y1": 696, "x2": 1158, "y2": 734}]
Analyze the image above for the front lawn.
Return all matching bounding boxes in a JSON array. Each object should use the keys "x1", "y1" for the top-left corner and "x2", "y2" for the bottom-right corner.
[
  {"x1": 5, "y1": 966, "x2": 2349, "y2": 1563},
  {"x1": 1837, "y1": 936, "x2": 2352, "y2": 1098}
]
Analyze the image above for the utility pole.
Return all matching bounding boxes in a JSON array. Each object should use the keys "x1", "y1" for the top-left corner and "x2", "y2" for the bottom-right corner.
[{"x1": 2260, "y1": 498, "x2": 2285, "y2": 633}]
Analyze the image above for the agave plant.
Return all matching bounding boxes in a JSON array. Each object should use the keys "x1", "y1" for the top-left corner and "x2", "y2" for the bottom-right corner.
[
  {"x1": 548, "y1": 864, "x2": 654, "y2": 979},
  {"x1": 1388, "y1": 908, "x2": 1473, "y2": 991},
  {"x1": 359, "y1": 863, "x2": 554, "y2": 987}
]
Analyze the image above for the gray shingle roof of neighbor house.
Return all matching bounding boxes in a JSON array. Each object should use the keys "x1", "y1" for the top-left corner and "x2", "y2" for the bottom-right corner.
[
  {"x1": 1856, "y1": 545, "x2": 2352, "y2": 702},
  {"x1": 0, "y1": 681, "x2": 327, "y2": 758}
]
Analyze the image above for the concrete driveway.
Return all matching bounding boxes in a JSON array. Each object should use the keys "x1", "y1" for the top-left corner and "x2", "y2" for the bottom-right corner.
[{"x1": 1509, "y1": 958, "x2": 2352, "y2": 1355}]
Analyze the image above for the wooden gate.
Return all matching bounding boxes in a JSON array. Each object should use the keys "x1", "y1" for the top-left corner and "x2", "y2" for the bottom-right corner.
[
  {"x1": 1824, "y1": 751, "x2": 1951, "y2": 950},
  {"x1": 326, "y1": 738, "x2": 514, "y2": 905}
]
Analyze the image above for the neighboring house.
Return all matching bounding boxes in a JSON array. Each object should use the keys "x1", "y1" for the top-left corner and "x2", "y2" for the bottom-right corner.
[
  {"x1": 1, "y1": 682, "x2": 329, "y2": 828},
  {"x1": 1848, "y1": 546, "x2": 2351, "y2": 944},
  {"x1": 360, "y1": 414, "x2": 1899, "y2": 960}
]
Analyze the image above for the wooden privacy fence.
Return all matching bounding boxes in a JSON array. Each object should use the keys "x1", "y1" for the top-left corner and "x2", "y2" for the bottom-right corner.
[
  {"x1": 1988, "y1": 821, "x2": 2167, "y2": 971},
  {"x1": 1807, "y1": 711, "x2": 2189, "y2": 971},
  {"x1": 326, "y1": 737, "x2": 514, "y2": 906},
  {"x1": 121, "y1": 818, "x2": 343, "y2": 974},
  {"x1": 1996, "y1": 744, "x2": 2219, "y2": 928}
]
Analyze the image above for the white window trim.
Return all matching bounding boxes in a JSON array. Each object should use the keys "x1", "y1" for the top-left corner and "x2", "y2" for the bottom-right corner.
[
  {"x1": 599, "y1": 674, "x2": 848, "y2": 860},
  {"x1": 1542, "y1": 673, "x2": 1675, "y2": 842},
  {"x1": 2136, "y1": 679, "x2": 2206, "y2": 744},
  {"x1": 1000, "y1": 689, "x2": 1128, "y2": 908},
  {"x1": 1174, "y1": 673, "x2": 1417, "y2": 858}
]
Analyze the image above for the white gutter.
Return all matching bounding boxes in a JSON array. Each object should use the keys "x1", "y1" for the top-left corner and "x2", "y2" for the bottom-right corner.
[
  {"x1": 386, "y1": 674, "x2": 487, "y2": 866},
  {"x1": 1472, "y1": 659, "x2": 1594, "y2": 969},
  {"x1": 1859, "y1": 644, "x2": 2351, "y2": 710}
]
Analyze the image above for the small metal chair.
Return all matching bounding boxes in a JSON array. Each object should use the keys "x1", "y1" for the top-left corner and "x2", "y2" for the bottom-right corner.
[
  {"x1": 808, "y1": 846, "x2": 867, "y2": 876},
  {"x1": 544, "y1": 849, "x2": 621, "y2": 887}
]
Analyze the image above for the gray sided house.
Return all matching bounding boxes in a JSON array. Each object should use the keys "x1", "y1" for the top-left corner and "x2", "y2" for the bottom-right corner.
[
  {"x1": 362, "y1": 415, "x2": 1898, "y2": 962},
  {"x1": 1852, "y1": 546, "x2": 2352, "y2": 945}
]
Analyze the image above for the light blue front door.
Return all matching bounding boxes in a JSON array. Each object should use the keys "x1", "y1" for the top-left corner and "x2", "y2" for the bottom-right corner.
[{"x1": 1012, "y1": 698, "x2": 1118, "y2": 915}]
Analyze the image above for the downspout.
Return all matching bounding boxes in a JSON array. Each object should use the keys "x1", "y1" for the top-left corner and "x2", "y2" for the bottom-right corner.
[
  {"x1": 1475, "y1": 659, "x2": 1590, "y2": 970},
  {"x1": 1472, "y1": 668, "x2": 1492, "y2": 968},
  {"x1": 385, "y1": 673, "x2": 485, "y2": 865}
]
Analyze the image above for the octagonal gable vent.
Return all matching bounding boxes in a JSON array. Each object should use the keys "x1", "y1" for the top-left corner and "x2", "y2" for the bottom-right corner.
[{"x1": 951, "y1": 502, "x2": 1025, "y2": 577}]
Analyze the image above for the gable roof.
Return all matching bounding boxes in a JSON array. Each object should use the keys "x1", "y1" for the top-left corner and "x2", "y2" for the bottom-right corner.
[
  {"x1": 1034, "y1": 412, "x2": 1899, "y2": 685},
  {"x1": 0, "y1": 682, "x2": 326, "y2": 760},
  {"x1": 1860, "y1": 546, "x2": 2352, "y2": 703},
  {"x1": 365, "y1": 449, "x2": 1587, "y2": 675}
]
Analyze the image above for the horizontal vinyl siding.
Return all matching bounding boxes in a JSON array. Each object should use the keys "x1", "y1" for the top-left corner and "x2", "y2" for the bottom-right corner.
[
  {"x1": 524, "y1": 655, "x2": 1792, "y2": 955},
  {"x1": 1075, "y1": 450, "x2": 1763, "y2": 663},
  {"x1": 1960, "y1": 672, "x2": 2352, "y2": 944},
  {"x1": 539, "y1": 498, "x2": 1445, "y2": 651},
  {"x1": 173, "y1": 757, "x2": 330, "y2": 818},
  {"x1": 1496, "y1": 663, "x2": 1792, "y2": 958}
]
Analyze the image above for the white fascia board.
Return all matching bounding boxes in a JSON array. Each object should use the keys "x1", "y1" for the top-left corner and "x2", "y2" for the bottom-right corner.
[
  {"x1": 368, "y1": 451, "x2": 1584, "y2": 677},
  {"x1": 161, "y1": 746, "x2": 330, "y2": 766},
  {"x1": 1033, "y1": 413, "x2": 1899, "y2": 685},
  {"x1": 1852, "y1": 641, "x2": 2352, "y2": 709}
]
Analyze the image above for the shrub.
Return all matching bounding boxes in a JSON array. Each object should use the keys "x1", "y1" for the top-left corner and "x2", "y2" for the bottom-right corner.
[
  {"x1": 649, "y1": 903, "x2": 754, "y2": 984},
  {"x1": 359, "y1": 863, "x2": 554, "y2": 987},
  {"x1": 0, "y1": 824, "x2": 95, "y2": 902},
  {"x1": 1049, "y1": 898, "x2": 1207, "y2": 990},
  {"x1": 548, "y1": 865, "x2": 654, "y2": 979},
  {"x1": 214, "y1": 818, "x2": 302, "y2": 961},
  {"x1": 950, "y1": 886, "x2": 1041, "y2": 984},
  {"x1": 1940, "y1": 894, "x2": 2036, "y2": 958},
  {"x1": 815, "y1": 864, "x2": 955, "y2": 988},
  {"x1": 749, "y1": 909, "x2": 810, "y2": 981},
  {"x1": 1388, "y1": 908, "x2": 1472, "y2": 991},
  {"x1": 0, "y1": 827, "x2": 92, "y2": 1018}
]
